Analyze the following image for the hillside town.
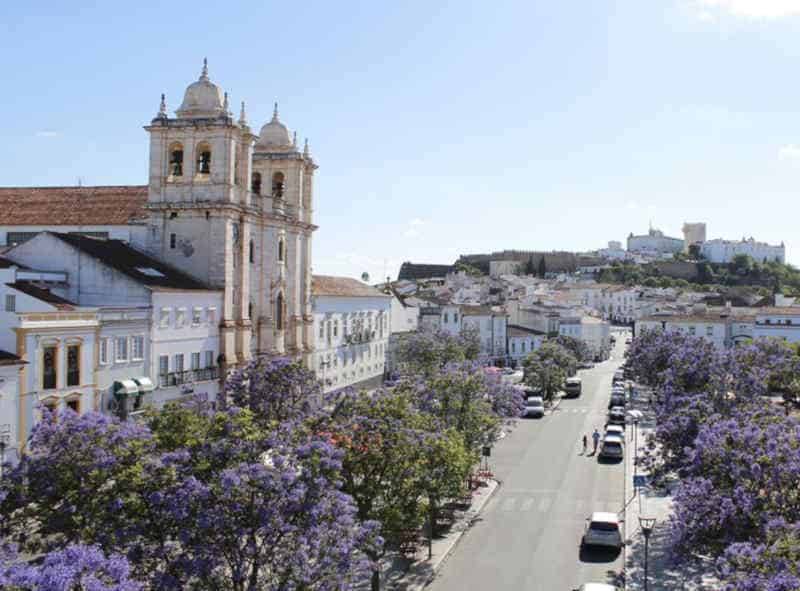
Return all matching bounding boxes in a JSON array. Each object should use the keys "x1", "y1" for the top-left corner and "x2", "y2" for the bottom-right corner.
[{"x1": 2, "y1": 5, "x2": 800, "y2": 589}]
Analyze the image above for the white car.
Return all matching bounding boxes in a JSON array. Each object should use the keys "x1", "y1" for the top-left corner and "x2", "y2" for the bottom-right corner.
[
  {"x1": 581, "y1": 512, "x2": 623, "y2": 549},
  {"x1": 572, "y1": 584, "x2": 619, "y2": 591},
  {"x1": 524, "y1": 396, "x2": 545, "y2": 418},
  {"x1": 605, "y1": 425, "x2": 625, "y2": 438}
]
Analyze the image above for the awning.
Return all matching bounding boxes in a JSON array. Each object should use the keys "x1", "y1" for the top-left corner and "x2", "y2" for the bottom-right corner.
[
  {"x1": 114, "y1": 379, "x2": 139, "y2": 395},
  {"x1": 132, "y1": 377, "x2": 155, "y2": 393}
]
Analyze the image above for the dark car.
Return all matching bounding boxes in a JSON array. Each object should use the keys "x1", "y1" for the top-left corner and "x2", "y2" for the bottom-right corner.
[
  {"x1": 607, "y1": 407, "x2": 626, "y2": 425},
  {"x1": 608, "y1": 395, "x2": 626, "y2": 409}
]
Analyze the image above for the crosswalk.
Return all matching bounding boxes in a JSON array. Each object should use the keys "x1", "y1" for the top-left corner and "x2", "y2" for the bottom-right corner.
[{"x1": 494, "y1": 491, "x2": 621, "y2": 516}]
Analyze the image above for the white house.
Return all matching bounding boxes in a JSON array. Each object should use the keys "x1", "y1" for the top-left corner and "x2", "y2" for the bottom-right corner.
[
  {"x1": 461, "y1": 305, "x2": 508, "y2": 361},
  {"x1": 312, "y1": 276, "x2": 391, "y2": 392},
  {"x1": 3, "y1": 232, "x2": 223, "y2": 419},
  {"x1": 507, "y1": 325, "x2": 545, "y2": 366},
  {"x1": 627, "y1": 228, "x2": 684, "y2": 257},
  {"x1": 559, "y1": 315, "x2": 611, "y2": 358},
  {"x1": 635, "y1": 306, "x2": 756, "y2": 348},
  {"x1": 752, "y1": 307, "x2": 800, "y2": 343},
  {"x1": 0, "y1": 350, "x2": 25, "y2": 466}
]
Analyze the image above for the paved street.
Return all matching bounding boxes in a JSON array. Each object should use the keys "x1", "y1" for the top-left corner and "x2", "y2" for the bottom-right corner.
[{"x1": 428, "y1": 341, "x2": 628, "y2": 591}]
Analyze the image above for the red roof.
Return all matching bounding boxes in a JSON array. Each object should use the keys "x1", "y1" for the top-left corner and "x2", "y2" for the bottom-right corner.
[{"x1": 0, "y1": 186, "x2": 148, "y2": 225}]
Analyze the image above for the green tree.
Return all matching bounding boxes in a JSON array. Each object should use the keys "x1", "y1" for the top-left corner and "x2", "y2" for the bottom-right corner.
[
  {"x1": 524, "y1": 256, "x2": 536, "y2": 276},
  {"x1": 537, "y1": 256, "x2": 547, "y2": 278},
  {"x1": 522, "y1": 341, "x2": 578, "y2": 401}
]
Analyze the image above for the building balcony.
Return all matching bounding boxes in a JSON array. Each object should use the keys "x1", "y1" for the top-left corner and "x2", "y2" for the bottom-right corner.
[{"x1": 158, "y1": 367, "x2": 218, "y2": 388}]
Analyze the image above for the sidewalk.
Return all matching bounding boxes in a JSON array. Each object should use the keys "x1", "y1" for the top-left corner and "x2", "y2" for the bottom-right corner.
[
  {"x1": 623, "y1": 387, "x2": 718, "y2": 590},
  {"x1": 365, "y1": 478, "x2": 500, "y2": 591}
]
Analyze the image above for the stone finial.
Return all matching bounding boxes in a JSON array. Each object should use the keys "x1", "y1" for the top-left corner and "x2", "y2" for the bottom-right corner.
[
  {"x1": 272, "y1": 102, "x2": 279, "y2": 121},
  {"x1": 303, "y1": 138, "x2": 310, "y2": 157},
  {"x1": 223, "y1": 91, "x2": 230, "y2": 115},
  {"x1": 239, "y1": 101, "x2": 247, "y2": 125},
  {"x1": 158, "y1": 93, "x2": 167, "y2": 118},
  {"x1": 200, "y1": 57, "x2": 209, "y2": 81}
]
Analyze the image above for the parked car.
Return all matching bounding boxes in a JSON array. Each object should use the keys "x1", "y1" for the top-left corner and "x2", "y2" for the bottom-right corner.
[
  {"x1": 608, "y1": 395, "x2": 626, "y2": 409},
  {"x1": 608, "y1": 407, "x2": 626, "y2": 425},
  {"x1": 524, "y1": 396, "x2": 545, "y2": 418},
  {"x1": 605, "y1": 425, "x2": 625, "y2": 438},
  {"x1": 564, "y1": 377, "x2": 582, "y2": 398},
  {"x1": 581, "y1": 512, "x2": 623, "y2": 549},
  {"x1": 612, "y1": 370, "x2": 625, "y2": 383},
  {"x1": 572, "y1": 584, "x2": 619, "y2": 591},
  {"x1": 599, "y1": 435, "x2": 624, "y2": 460},
  {"x1": 578, "y1": 361, "x2": 593, "y2": 369}
]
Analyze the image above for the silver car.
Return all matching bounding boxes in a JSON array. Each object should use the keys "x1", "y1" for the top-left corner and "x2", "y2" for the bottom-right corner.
[
  {"x1": 524, "y1": 396, "x2": 545, "y2": 418},
  {"x1": 581, "y1": 512, "x2": 623, "y2": 549}
]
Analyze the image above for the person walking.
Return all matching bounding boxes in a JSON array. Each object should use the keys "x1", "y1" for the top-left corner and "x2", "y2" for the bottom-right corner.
[
  {"x1": 591, "y1": 428, "x2": 601, "y2": 454},
  {"x1": 582, "y1": 434, "x2": 588, "y2": 454}
]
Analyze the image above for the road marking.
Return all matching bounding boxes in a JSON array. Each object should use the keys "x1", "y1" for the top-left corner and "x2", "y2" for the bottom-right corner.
[
  {"x1": 520, "y1": 498, "x2": 535, "y2": 512},
  {"x1": 538, "y1": 497, "x2": 552, "y2": 512},
  {"x1": 501, "y1": 498, "x2": 516, "y2": 512}
]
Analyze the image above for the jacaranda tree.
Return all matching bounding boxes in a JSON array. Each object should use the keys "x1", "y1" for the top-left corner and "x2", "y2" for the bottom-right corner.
[{"x1": 522, "y1": 341, "x2": 577, "y2": 401}]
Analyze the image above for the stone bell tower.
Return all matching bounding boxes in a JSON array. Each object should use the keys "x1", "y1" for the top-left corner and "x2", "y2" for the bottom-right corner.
[
  {"x1": 143, "y1": 59, "x2": 256, "y2": 365},
  {"x1": 250, "y1": 104, "x2": 317, "y2": 366}
]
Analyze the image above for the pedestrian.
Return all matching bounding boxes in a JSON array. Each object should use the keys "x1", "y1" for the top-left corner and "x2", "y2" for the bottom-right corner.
[
  {"x1": 582, "y1": 434, "x2": 588, "y2": 454},
  {"x1": 591, "y1": 428, "x2": 600, "y2": 454}
]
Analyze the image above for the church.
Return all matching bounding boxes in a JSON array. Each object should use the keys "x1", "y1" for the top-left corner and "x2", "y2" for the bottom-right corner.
[{"x1": 2, "y1": 60, "x2": 319, "y2": 367}]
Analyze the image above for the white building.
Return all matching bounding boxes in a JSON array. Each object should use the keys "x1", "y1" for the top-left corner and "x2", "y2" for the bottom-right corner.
[
  {"x1": 507, "y1": 325, "x2": 545, "y2": 366},
  {"x1": 311, "y1": 276, "x2": 391, "y2": 392},
  {"x1": 461, "y1": 305, "x2": 508, "y2": 361},
  {"x1": 3, "y1": 232, "x2": 223, "y2": 422},
  {"x1": 489, "y1": 260, "x2": 520, "y2": 277},
  {"x1": 627, "y1": 228, "x2": 684, "y2": 257},
  {"x1": 559, "y1": 315, "x2": 611, "y2": 358},
  {"x1": 597, "y1": 241, "x2": 629, "y2": 261},
  {"x1": 635, "y1": 306, "x2": 755, "y2": 348},
  {"x1": 0, "y1": 350, "x2": 26, "y2": 465},
  {"x1": 752, "y1": 307, "x2": 800, "y2": 343},
  {"x1": 699, "y1": 238, "x2": 785, "y2": 264}
]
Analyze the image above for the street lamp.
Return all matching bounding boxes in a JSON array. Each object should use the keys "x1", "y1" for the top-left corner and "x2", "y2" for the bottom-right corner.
[{"x1": 639, "y1": 516, "x2": 656, "y2": 591}]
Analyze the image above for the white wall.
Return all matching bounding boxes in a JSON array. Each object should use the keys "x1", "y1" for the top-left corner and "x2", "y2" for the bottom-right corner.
[
  {"x1": 0, "y1": 363, "x2": 23, "y2": 465},
  {"x1": 312, "y1": 294, "x2": 391, "y2": 392}
]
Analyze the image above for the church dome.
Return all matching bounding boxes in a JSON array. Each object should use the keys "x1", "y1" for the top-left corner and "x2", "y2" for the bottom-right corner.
[
  {"x1": 175, "y1": 59, "x2": 225, "y2": 119},
  {"x1": 256, "y1": 104, "x2": 293, "y2": 150}
]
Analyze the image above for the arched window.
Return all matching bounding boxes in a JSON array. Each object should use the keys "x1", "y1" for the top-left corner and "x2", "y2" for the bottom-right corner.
[
  {"x1": 169, "y1": 143, "x2": 184, "y2": 176},
  {"x1": 197, "y1": 143, "x2": 212, "y2": 175},
  {"x1": 251, "y1": 172, "x2": 262, "y2": 195},
  {"x1": 276, "y1": 293, "x2": 284, "y2": 331},
  {"x1": 272, "y1": 172, "x2": 285, "y2": 198},
  {"x1": 278, "y1": 237, "x2": 285, "y2": 262}
]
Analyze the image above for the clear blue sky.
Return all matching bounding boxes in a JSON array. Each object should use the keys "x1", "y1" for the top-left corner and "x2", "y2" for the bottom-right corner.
[{"x1": 2, "y1": 1, "x2": 800, "y2": 280}]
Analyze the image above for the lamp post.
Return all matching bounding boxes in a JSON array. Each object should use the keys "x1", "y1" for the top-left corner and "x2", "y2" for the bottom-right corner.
[
  {"x1": 633, "y1": 415, "x2": 640, "y2": 511},
  {"x1": 639, "y1": 516, "x2": 656, "y2": 591}
]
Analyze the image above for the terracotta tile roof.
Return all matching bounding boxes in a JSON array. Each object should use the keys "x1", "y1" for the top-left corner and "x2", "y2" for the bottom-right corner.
[
  {"x1": 312, "y1": 275, "x2": 389, "y2": 298},
  {"x1": 6, "y1": 281, "x2": 76, "y2": 310},
  {"x1": 0, "y1": 185, "x2": 148, "y2": 225},
  {"x1": 755, "y1": 307, "x2": 800, "y2": 316},
  {"x1": 0, "y1": 350, "x2": 25, "y2": 366},
  {"x1": 51, "y1": 233, "x2": 213, "y2": 291},
  {"x1": 508, "y1": 324, "x2": 546, "y2": 337}
]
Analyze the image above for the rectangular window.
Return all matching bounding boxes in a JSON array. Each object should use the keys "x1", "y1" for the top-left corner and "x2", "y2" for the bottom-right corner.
[
  {"x1": 159, "y1": 355, "x2": 169, "y2": 376},
  {"x1": 4, "y1": 294, "x2": 15, "y2": 312},
  {"x1": 706, "y1": 325, "x2": 714, "y2": 337},
  {"x1": 159, "y1": 308, "x2": 171, "y2": 328},
  {"x1": 192, "y1": 307, "x2": 202, "y2": 326},
  {"x1": 204, "y1": 350, "x2": 214, "y2": 368},
  {"x1": 66, "y1": 344, "x2": 80, "y2": 387},
  {"x1": 688, "y1": 326, "x2": 696, "y2": 336},
  {"x1": 191, "y1": 352, "x2": 201, "y2": 370},
  {"x1": 176, "y1": 308, "x2": 186, "y2": 328},
  {"x1": 99, "y1": 338, "x2": 109, "y2": 364},
  {"x1": 334, "y1": 320, "x2": 338, "y2": 337},
  {"x1": 207, "y1": 307, "x2": 216, "y2": 326},
  {"x1": 444, "y1": 313, "x2": 449, "y2": 323},
  {"x1": 174, "y1": 354, "x2": 184, "y2": 373},
  {"x1": 115, "y1": 337, "x2": 128, "y2": 362},
  {"x1": 511, "y1": 342, "x2": 516, "y2": 353},
  {"x1": 42, "y1": 346, "x2": 57, "y2": 390},
  {"x1": 131, "y1": 336, "x2": 144, "y2": 360},
  {"x1": 170, "y1": 233, "x2": 177, "y2": 249},
  {"x1": 319, "y1": 322, "x2": 324, "y2": 339}
]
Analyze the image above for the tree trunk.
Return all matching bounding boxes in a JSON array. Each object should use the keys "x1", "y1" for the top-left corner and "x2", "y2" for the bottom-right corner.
[{"x1": 371, "y1": 567, "x2": 381, "y2": 591}]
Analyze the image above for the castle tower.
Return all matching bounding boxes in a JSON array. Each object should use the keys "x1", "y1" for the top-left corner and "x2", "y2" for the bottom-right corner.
[
  {"x1": 143, "y1": 60, "x2": 256, "y2": 365},
  {"x1": 682, "y1": 222, "x2": 707, "y2": 253},
  {"x1": 251, "y1": 103, "x2": 317, "y2": 365}
]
